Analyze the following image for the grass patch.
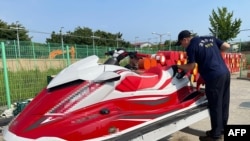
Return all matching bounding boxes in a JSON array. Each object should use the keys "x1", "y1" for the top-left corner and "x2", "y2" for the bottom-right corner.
[
  {"x1": 245, "y1": 54, "x2": 250, "y2": 66},
  {"x1": 0, "y1": 68, "x2": 62, "y2": 106}
]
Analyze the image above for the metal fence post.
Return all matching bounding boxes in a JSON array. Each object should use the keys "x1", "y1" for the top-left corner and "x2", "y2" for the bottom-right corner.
[
  {"x1": 13, "y1": 40, "x2": 17, "y2": 59},
  {"x1": 239, "y1": 39, "x2": 242, "y2": 78},
  {"x1": 75, "y1": 44, "x2": 77, "y2": 59},
  {"x1": 32, "y1": 42, "x2": 38, "y2": 69},
  {"x1": 87, "y1": 45, "x2": 88, "y2": 56},
  {"x1": 66, "y1": 45, "x2": 71, "y2": 66},
  {"x1": 1, "y1": 42, "x2": 12, "y2": 108}
]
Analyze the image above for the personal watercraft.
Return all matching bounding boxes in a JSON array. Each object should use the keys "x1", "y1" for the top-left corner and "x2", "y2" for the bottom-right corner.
[{"x1": 3, "y1": 49, "x2": 207, "y2": 141}]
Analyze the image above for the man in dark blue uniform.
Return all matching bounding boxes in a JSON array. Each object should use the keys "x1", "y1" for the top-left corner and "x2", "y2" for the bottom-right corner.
[{"x1": 173, "y1": 30, "x2": 231, "y2": 141}]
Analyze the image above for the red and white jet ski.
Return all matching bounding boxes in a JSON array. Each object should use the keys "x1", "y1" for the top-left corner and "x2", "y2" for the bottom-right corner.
[{"x1": 3, "y1": 49, "x2": 207, "y2": 141}]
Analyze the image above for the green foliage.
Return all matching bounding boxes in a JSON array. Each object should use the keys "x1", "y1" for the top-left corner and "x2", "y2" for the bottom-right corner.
[
  {"x1": 46, "y1": 26, "x2": 131, "y2": 47},
  {"x1": 246, "y1": 53, "x2": 250, "y2": 65},
  {"x1": 209, "y1": 7, "x2": 242, "y2": 41},
  {"x1": 0, "y1": 20, "x2": 31, "y2": 41},
  {"x1": 240, "y1": 41, "x2": 250, "y2": 51}
]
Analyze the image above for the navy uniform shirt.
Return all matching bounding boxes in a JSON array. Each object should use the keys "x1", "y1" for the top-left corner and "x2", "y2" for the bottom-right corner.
[{"x1": 186, "y1": 36, "x2": 230, "y2": 82}]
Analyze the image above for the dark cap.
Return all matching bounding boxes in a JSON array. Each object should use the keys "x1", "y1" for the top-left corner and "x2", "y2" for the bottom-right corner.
[{"x1": 175, "y1": 30, "x2": 192, "y2": 46}]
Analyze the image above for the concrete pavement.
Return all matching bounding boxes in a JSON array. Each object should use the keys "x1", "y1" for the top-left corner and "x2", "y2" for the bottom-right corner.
[{"x1": 170, "y1": 73, "x2": 250, "y2": 141}]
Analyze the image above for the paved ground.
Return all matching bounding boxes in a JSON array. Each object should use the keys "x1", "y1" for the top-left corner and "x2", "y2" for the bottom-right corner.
[
  {"x1": 0, "y1": 73, "x2": 249, "y2": 141},
  {"x1": 169, "y1": 73, "x2": 250, "y2": 141}
]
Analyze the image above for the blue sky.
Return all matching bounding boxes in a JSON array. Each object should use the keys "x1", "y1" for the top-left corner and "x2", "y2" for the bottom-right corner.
[{"x1": 1, "y1": 0, "x2": 250, "y2": 43}]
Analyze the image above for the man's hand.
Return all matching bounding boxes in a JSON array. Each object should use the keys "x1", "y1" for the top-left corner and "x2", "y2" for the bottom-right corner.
[{"x1": 171, "y1": 65, "x2": 178, "y2": 77}]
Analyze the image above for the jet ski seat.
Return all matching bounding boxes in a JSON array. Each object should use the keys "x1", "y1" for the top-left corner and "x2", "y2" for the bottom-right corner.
[{"x1": 116, "y1": 66, "x2": 163, "y2": 92}]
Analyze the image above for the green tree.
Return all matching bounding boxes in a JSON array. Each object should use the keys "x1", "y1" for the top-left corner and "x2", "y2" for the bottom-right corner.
[
  {"x1": 209, "y1": 7, "x2": 242, "y2": 41},
  {"x1": 46, "y1": 26, "x2": 131, "y2": 47},
  {"x1": 0, "y1": 20, "x2": 11, "y2": 40},
  {"x1": 0, "y1": 20, "x2": 31, "y2": 41},
  {"x1": 240, "y1": 41, "x2": 250, "y2": 51}
]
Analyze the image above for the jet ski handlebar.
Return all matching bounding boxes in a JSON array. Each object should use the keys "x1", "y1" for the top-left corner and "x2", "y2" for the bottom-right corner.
[{"x1": 105, "y1": 48, "x2": 151, "y2": 60}]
